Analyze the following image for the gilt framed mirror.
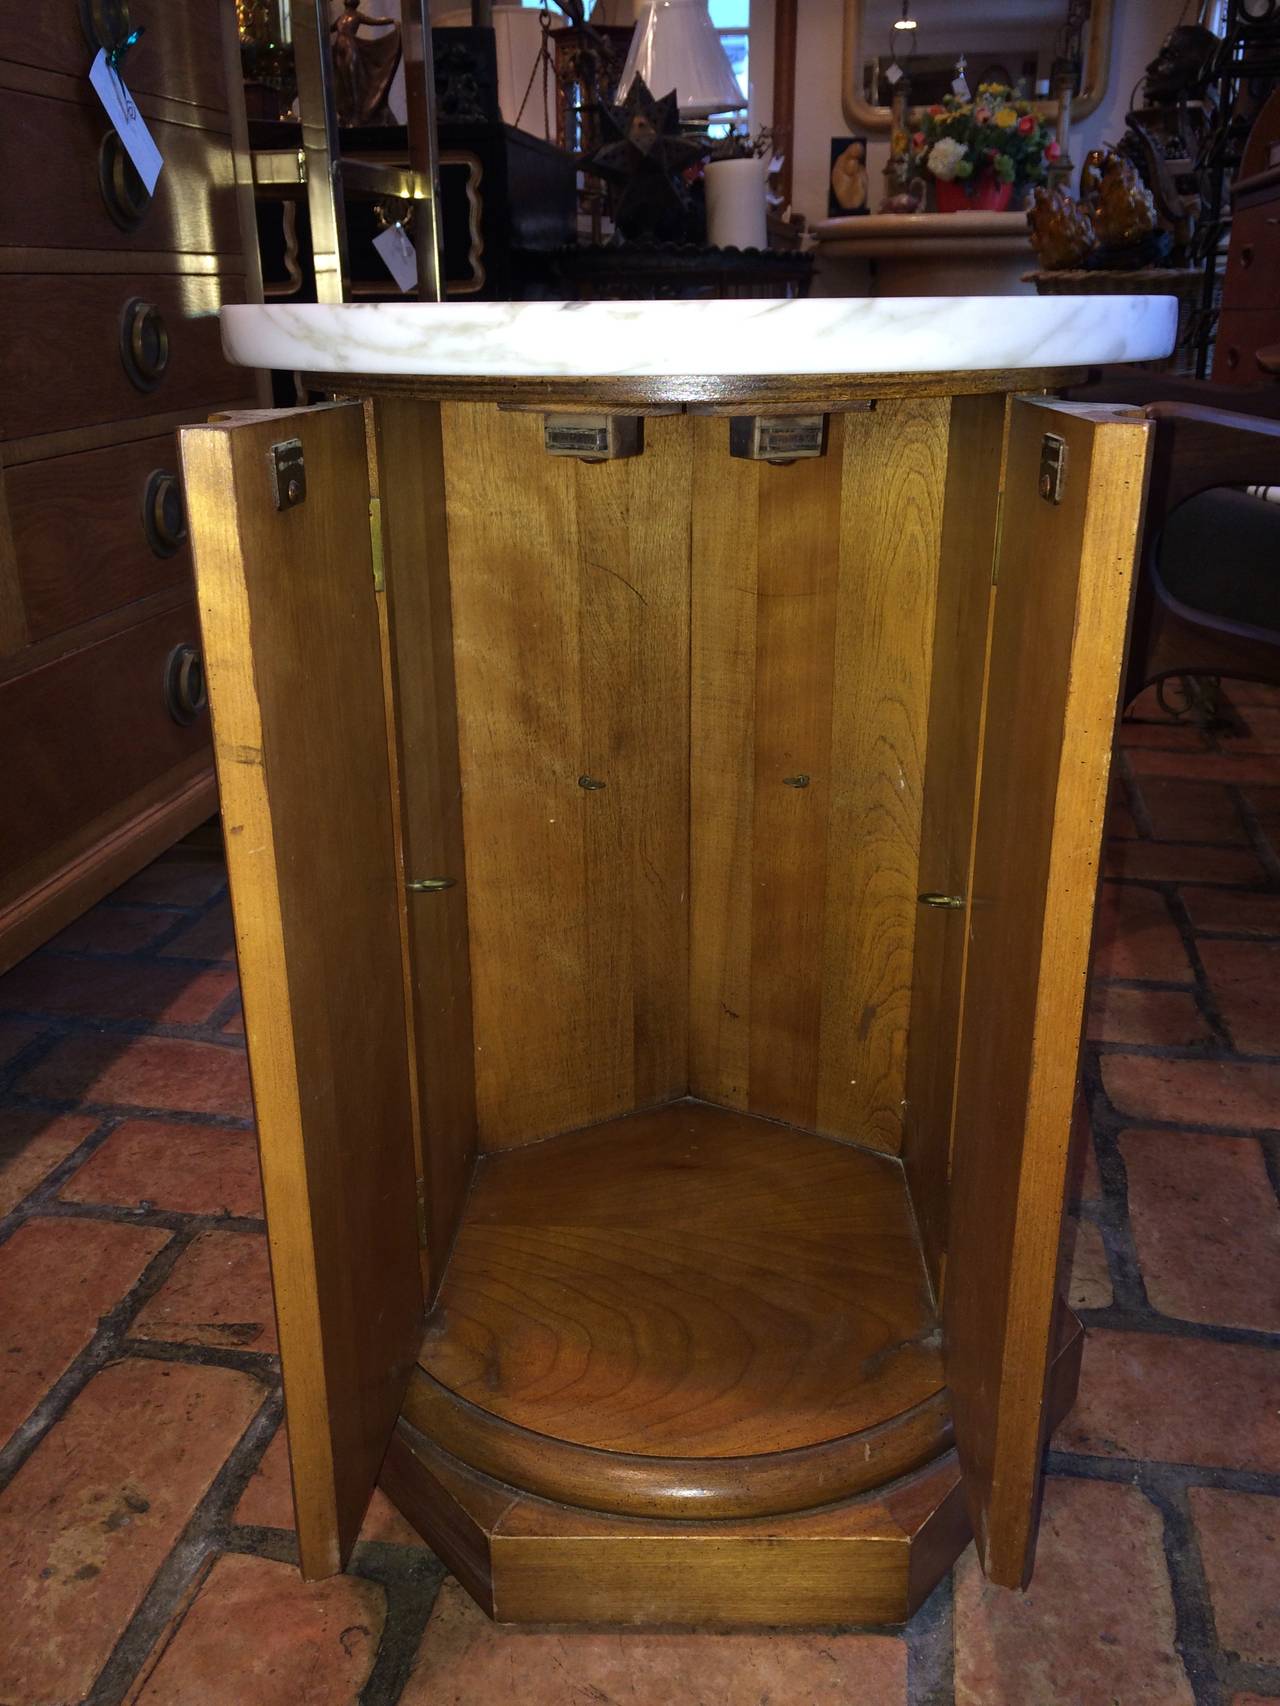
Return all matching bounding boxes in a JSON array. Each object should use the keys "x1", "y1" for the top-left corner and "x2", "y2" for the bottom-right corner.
[{"x1": 840, "y1": 0, "x2": 1114, "y2": 133}]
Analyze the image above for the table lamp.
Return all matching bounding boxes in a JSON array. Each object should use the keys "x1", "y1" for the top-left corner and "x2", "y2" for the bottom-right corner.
[{"x1": 616, "y1": 0, "x2": 746, "y2": 119}]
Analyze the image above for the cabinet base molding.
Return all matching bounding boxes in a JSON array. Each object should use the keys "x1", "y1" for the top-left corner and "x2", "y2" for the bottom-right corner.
[
  {"x1": 382, "y1": 1424, "x2": 970, "y2": 1627},
  {"x1": 0, "y1": 765, "x2": 217, "y2": 976}
]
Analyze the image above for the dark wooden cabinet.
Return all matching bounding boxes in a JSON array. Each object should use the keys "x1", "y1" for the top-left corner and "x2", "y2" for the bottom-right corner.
[
  {"x1": 179, "y1": 374, "x2": 1150, "y2": 1624},
  {"x1": 0, "y1": 0, "x2": 261, "y2": 970}
]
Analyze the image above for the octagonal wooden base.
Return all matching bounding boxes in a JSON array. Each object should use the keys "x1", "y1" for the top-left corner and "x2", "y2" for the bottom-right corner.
[{"x1": 381, "y1": 1422, "x2": 971, "y2": 1628}]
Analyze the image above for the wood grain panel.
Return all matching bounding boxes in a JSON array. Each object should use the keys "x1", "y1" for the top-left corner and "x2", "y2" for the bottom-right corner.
[
  {"x1": 4, "y1": 0, "x2": 231, "y2": 114},
  {"x1": 444, "y1": 404, "x2": 690, "y2": 1150},
  {"x1": 0, "y1": 88, "x2": 241, "y2": 257},
  {"x1": 0, "y1": 272, "x2": 246, "y2": 441},
  {"x1": 688, "y1": 422, "x2": 757, "y2": 1106},
  {"x1": 944, "y1": 398, "x2": 1150, "y2": 1588},
  {"x1": 816, "y1": 399, "x2": 948, "y2": 1151},
  {"x1": 902, "y1": 392, "x2": 1010, "y2": 1294},
  {"x1": 0, "y1": 600, "x2": 208, "y2": 878},
  {"x1": 180, "y1": 403, "x2": 423, "y2": 1578},
  {"x1": 418, "y1": 1100, "x2": 943, "y2": 1460},
  {"x1": 7, "y1": 430, "x2": 189, "y2": 641},
  {"x1": 366, "y1": 397, "x2": 476, "y2": 1296},
  {"x1": 0, "y1": 467, "x2": 23, "y2": 658},
  {"x1": 748, "y1": 441, "x2": 844, "y2": 1126},
  {"x1": 690, "y1": 402, "x2": 947, "y2": 1153}
]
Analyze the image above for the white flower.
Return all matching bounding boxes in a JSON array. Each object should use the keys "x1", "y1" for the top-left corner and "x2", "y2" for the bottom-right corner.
[{"x1": 927, "y1": 136, "x2": 967, "y2": 181}]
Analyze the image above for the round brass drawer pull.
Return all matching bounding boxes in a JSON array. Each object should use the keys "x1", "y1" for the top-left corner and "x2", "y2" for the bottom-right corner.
[
  {"x1": 120, "y1": 298, "x2": 169, "y2": 392},
  {"x1": 99, "y1": 130, "x2": 152, "y2": 232},
  {"x1": 143, "y1": 470, "x2": 187, "y2": 558},
  {"x1": 164, "y1": 644, "x2": 208, "y2": 727},
  {"x1": 80, "y1": 0, "x2": 133, "y2": 52}
]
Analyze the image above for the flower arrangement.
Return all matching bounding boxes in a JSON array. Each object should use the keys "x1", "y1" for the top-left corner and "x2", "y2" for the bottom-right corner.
[{"x1": 906, "y1": 84, "x2": 1059, "y2": 212}]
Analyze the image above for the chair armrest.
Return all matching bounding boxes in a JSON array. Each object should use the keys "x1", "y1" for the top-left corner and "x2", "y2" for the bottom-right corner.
[
  {"x1": 1144, "y1": 401, "x2": 1280, "y2": 519},
  {"x1": 1066, "y1": 372, "x2": 1280, "y2": 418}
]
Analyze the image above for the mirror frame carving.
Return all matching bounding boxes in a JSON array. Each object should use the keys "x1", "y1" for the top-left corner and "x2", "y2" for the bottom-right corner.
[{"x1": 839, "y1": 0, "x2": 1115, "y2": 132}]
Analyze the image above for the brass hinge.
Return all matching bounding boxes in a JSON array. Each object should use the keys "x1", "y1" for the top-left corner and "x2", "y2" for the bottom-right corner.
[
  {"x1": 990, "y1": 483, "x2": 1006, "y2": 586},
  {"x1": 415, "y1": 1177, "x2": 429, "y2": 1248},
  {"x1": 369, "y1": 495, "x2": 385, "y2": 592}
]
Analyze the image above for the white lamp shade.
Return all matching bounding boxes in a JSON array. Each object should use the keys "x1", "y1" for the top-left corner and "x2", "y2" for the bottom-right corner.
[{"x1": 618, "y1": 0, "x2": 746, "y2": 119}]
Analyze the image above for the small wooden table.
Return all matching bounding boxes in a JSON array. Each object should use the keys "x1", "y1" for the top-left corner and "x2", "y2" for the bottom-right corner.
[{"x1": 180, "y1": 295, "x2": 1174, "y2": 1627}]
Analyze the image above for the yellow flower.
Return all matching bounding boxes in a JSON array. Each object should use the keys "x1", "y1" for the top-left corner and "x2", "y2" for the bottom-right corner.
[{"x1": 993, "y1": 107, "x2": 1018, "y2": 128}]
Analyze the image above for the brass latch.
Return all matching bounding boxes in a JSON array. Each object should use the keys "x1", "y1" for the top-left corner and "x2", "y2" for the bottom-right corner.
[
  {"x1": 269, "y1": 438, "x2": 306, "y2": 510},
  {"x1": 729, "y1": 415, "x2": 827, "y2": 463},
  {"x1": 544, "y1": 415, "x2": 642, "y2": 461},
  {"x1": 1038, "y1": 433, "x2": 1067, "y2": 504},
  {"x1": 918, "y1": 892, "x2": 965, "y2": 909}
]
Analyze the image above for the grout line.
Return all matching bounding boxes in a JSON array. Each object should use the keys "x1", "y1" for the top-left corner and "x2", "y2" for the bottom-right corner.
[{"x1": 84, "y1": 1391, "x2": 281, "y2": 1706}]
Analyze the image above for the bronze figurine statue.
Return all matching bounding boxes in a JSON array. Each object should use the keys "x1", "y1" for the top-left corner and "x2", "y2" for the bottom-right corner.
[{"x1": 330, "y1": 0, "x2": 401, "y2": 127}]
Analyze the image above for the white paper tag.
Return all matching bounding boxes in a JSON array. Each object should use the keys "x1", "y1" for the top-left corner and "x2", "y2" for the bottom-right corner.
[
  {"x1": 88, "y1": 48, "x2": 163, "y2": 194},
  {"x1": 952, "y1": 74, "x2": 971, "y2": 99},
  {"x1": 884, "y1": 61, "x2": 903, "y2": 86},
  {"x1": 373, "y1": 223, "x2": 418, "y2": 293}
]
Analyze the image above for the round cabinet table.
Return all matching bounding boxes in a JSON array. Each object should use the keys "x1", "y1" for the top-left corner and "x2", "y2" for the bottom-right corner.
[{"x1": 180, "y1": 294, "x2": 1174, "y2": 1626}]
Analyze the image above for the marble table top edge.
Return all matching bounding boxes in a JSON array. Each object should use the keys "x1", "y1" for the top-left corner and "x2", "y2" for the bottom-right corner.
[{"x1": 221, "y1": 296, "x2": 1179, "y2": 380}]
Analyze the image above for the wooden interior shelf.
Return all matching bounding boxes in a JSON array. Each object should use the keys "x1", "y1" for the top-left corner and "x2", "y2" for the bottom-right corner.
[{"x1": 405, "y1": 1099, "x2": 948, "y2": 1522}]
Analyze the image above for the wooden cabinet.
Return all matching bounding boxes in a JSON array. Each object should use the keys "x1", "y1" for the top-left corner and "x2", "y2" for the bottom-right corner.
[
  {"x1": 179, "y1": 376, "x2": 1150, "y2": 1624},
  {"x1": 0, "y1": 0, "x2": 261, "y2": 971}
]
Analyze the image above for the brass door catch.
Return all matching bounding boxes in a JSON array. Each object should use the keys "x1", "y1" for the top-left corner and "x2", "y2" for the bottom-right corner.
[
  {"x1": 729, "y1": 416, "x2": 827, "y2": 463},
  {"x1": 918, "y1": 892, "x2": 965, "y2": 909},
  {"x1": 783, "y1": 774, "x2": 810, "y2": 788},
  {"x1": 407, "y1": 877, "x2": 456, "y2": 892},
  {"x1": 1038, "y1": 434, "x2": 1067, "y2": 504},
  {"x1": 269, "y1": 439, "x2": 306, "y2": 510},
  {"x1": 578, "y1": 775, "x2": 607, "y2": 790},
  {"x1": 544, "y1": 415, "x2": 642, "y2": 462}
]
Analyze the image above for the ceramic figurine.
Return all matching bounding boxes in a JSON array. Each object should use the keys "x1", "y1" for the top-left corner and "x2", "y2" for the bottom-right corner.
[{"x1": 1027, "y1": 184, "x2": 1095, "y2": 269}]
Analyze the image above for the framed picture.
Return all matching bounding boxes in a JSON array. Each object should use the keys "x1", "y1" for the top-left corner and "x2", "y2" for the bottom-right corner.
[{"x1": 829, "y1": 136, "x2": 870, "y2": 216}]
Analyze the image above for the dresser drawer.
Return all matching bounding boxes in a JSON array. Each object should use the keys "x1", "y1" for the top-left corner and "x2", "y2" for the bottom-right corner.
[
  {"x1": 1, "y1": 272, "x2": 246, "y2": 441},
  {"x1": 4, "y1": 0, "x2": 229, "y2": 115},
  {"x1": 6, "y1": 431, "x2": 197, "y2": 642},
  {"x1": 0, "y1": 86, "x2": 241, "y2": 255},
  {"x1": 1219, "y1": 201, "x2": 1280, "y2": 313},
  {"x1": 0, "y1": 601, "x2": 210, "y2": 873}
]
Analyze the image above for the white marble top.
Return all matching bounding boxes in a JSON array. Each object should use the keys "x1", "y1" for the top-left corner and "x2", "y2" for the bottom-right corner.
[{"x1": 220, "y1": 297, "x2": 1177, "y2": 379}]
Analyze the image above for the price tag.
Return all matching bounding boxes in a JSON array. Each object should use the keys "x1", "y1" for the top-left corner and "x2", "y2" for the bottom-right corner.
[
  {"x1": 884, "y1": 61, "x2": 903, "y2": 86},
  {"x1": 373, "y1": 222, "x2": 418, "y2": 293},
  {"x1": 88, "y1": 48, "x2": 163, "y2": 194}
]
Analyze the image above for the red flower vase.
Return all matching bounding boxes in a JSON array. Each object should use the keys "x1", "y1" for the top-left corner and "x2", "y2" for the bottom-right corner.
[{"x1": 934, "y1": 173, "x2": 1014, "y2": 214}]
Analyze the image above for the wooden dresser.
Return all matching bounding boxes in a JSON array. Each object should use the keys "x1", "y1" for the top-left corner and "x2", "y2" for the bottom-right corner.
[
  {"x1": 1213, "y1": 90, "x2": 1280, "y2": 387},
  {"x1": 0, "y1": 0, "x2": 261, "y2": 971}
]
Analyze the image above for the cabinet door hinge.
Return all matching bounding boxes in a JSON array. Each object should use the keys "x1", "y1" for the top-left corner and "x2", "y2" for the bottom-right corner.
[
  {"x1": 990, "y1": 484, "x2": 1006, "y2": 586},
  {"x1": 415, "y1": 1177, "x2": 429, "y2": 1248},
  {"x1": 369, "y1": 495, "x2": 385, "y2": 592}
]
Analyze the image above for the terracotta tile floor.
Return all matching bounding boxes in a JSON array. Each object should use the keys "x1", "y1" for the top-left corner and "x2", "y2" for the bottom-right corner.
[{"x1": 2, "y1": 686, "x2": 1279, "y2": 1706}]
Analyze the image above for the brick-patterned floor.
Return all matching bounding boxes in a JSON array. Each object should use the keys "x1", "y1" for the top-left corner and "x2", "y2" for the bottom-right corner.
[{"x1": 2, "y1": 687, "x2": 1278, "y2": 1706}]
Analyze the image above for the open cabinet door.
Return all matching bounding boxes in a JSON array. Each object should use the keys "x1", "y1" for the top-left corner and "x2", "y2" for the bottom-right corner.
[
  {"x1": 181, "y1": 403, "x2": 423, "y2": 1578},
  {"x1": 944, "y1": 397, "x2": 1150, "y2": 1588}
]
